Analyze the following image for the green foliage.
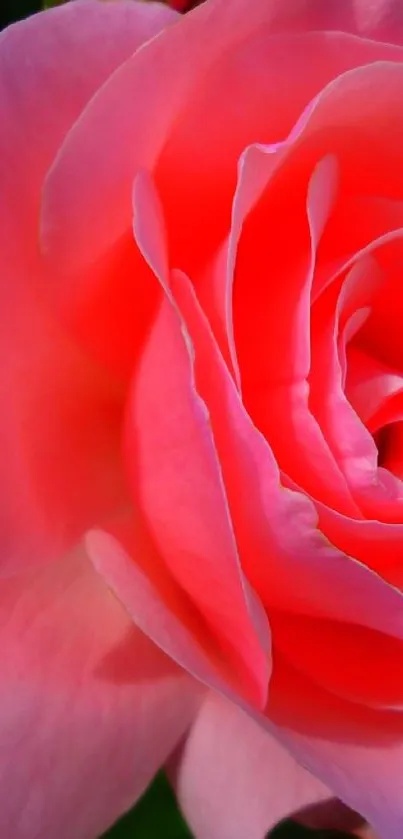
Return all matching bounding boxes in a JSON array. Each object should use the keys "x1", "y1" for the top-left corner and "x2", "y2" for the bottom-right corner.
[
  {"x1": 101, "y1": 773, "x2": 193, "y2": 839},
  {"x1": 43, "y1": 0, "x2": 65, "y2": 8}
]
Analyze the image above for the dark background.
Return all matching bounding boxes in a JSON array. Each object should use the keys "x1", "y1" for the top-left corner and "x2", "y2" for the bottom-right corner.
[{"x1": 0, "y1": 0, "x2": 41, "y2": 29}]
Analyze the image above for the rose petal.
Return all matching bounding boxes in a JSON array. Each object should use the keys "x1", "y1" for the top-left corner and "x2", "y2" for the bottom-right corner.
[
  {"x1": 0, "y1": 546, "x2": 201, "y2": 839},
  {"x1": 270, "y1": 693, "x2": 403, "y2": 839},
  {"x1": 170, "y1": 690, "x2": 330, "y2": 839},
  {"x1": 233, "y1": 146, "x2": 359, "y2": 514},
  {"x1": 88, "y1": 520, "x2": 267, "y2": 708},
  {"x1": 309, "y1": 258, "x2": 379, "y2": 494},
  {"x1": 272, "y1": 611, "x2": 403, "y2": 708},
  {"x1": 2, "y1": 0, "x2": 177, "y2": 244},
  {"x1": 169, "y1": 269, "x2": 403, "y2": 645},
  {"x1": 268, "y1": 651, "x2": 403, "y2": 741},
  {"x1": 265, "y1": 656, "x2": 403, "y2": 839},
  {"x1": 42, "y1": 0, "x2": 273, "y2": 271},
  {"x1": 313, "y1": 194, "x2": 403, "y2": 301},
  {"x1": 346, "y1": 348, "x2": 403, "y2": 430},
  {"x1": 41, "y1": 9, "x2": 403, "y2": 274},
  {"x1": 158, "y1": 28, "x2": 403, "y2": 280},
  {"x1": 0, "y1": 0, "x2": 177, "y2": 575},
  {"x1": 356, "y1": 236, "x2": 403, "y2": 373},
  {"x1": 353, "y1": 0, "x2": 403, "y2": 42},
  {"x1": 126, "y1": 172, "x2": 271, "y2": 709},
  {"x1": 232, "y1": 61, "x2": 403, "y2": 516}
]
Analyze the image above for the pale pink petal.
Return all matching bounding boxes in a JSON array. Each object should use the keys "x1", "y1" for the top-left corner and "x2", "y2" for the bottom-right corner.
[
  {"x1": 0, "y1": 0, "x2": 177, "y2": 574},
  {"x1": 264, "y1": 655, "x2": 403, "y2": 838},
  {"x1": 270, "y1": 699, "x2": 403, "y2": 839},
  {"x1": 41, "y1": 15, "x2": 403, "y2": 274},
  {"x1": 42, "y1": 0, "x2": 273, "y2": 270},
  {"x1": 88, "y1": 520, "x2": 269, "y2": 708},
  {"x1": 2, "y1": 0, "x2": 177, "y2": 234},
  {"x1": 0, "y1": 547, "x2": 201, "y2": 839},
  {"x1": 216, "y1": 0, "x2": 403, "y2": 42},
  {"x1": 170, "y1": 690, "x2": 330, "y2": 839}
]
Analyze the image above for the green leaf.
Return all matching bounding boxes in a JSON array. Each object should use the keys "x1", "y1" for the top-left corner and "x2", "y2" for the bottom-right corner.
[
  {"x1": 101, "y1": 772, "x2": 194, "y2": 839},
  {"x1": 43, "y1": 0, "x2": 65, "y2": 8}
]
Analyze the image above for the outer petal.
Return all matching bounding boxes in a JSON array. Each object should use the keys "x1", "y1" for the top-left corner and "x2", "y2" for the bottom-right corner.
[
  {"x1": 272, "y1": 711, "x2": 403, "y2": 839},
  {"x1": 2, "y1": 0, "x2": 177, "y2": 226},
  {"x1": 352, "y1": 0, "x2": 403, "y2": 42},
  {"x1": 170, "y1": 691, "x2": 330, "y2": 839},
  {"x1": 41, "y1": 4, "x2": 403, "y2": 275},
  {"x1": 0, "y1": 547, "x2": 202, "y2": 839},
  {"x1": 263, "y1": 656, "x2": 403, "y2": 839},
  {"x1": 260, "y1": 654, "x2": 403, "y2": 839},
  {"x1": 88, "y1": 519, "x2": 268, "y2": 710},
  {"x1": 0, "y1": 0, "x2": 177, "y2": 574}
]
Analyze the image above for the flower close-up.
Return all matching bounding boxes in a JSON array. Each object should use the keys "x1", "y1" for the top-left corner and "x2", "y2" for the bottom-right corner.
[{"x1": 3, "y1": 0, "x2": 403, "y2": 837}]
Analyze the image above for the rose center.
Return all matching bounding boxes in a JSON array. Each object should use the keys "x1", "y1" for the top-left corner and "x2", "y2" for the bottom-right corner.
[{"x1": 374, "y1": 425, "x2": 393, "y2": 468}]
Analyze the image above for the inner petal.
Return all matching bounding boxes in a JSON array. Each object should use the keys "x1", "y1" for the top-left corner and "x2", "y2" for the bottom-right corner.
[
  {"x1": 309, "y1": 257, "x2": 379, "y2": 494},
  {"x1": 233, "y1": 150, "x2": 359, "y2": 515},
  {"x1": 346, "y1": 347, "x2": 403, "y2": 487},
  {"x1": 271, "y1": 612, "x2": 403, "y2": 709},
  {"x1": 156, "y1": 31, "x2": 403, "y2": 278}
]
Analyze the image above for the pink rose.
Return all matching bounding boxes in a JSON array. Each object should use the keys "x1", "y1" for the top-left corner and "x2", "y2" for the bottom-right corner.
[{"x1": 3, "y1": 0, "x2": 403, "y2": 836}]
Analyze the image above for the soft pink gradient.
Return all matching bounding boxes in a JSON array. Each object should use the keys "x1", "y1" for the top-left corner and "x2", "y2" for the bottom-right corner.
[
  {"x1": 0, "y1": 546, "x2": 202, "y2": 839},
  {"x1": 5, "y1": 0, "x2": 403, "y2": 837}
]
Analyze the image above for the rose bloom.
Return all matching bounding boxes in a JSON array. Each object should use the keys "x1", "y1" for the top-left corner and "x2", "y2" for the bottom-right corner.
[{"x1": 4, "y1": 0, "x2": 403, "y2": 836}]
